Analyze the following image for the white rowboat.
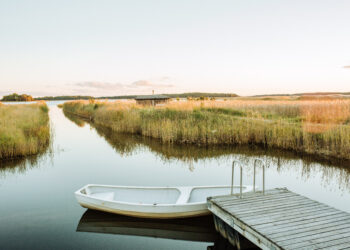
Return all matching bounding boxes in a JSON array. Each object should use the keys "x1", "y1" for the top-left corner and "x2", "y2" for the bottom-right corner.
[{"x1": 75, "y1": 184, "x2": 253, "y2": 219}]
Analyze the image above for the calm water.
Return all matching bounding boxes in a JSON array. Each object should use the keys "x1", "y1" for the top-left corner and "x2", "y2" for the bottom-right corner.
[{"x1": 1, "y1": 102, "x2": 350, "y2": 249}]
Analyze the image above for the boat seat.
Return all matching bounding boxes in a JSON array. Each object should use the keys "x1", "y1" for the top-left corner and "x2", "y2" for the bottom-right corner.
[{"x1": 175, "y1": 187, "x2": 192, "y2": 204}]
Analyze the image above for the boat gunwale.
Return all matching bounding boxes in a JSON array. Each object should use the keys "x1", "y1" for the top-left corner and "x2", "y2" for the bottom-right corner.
[{"x1": 75, "y1": 184, "x2": 254, "y2": 207}]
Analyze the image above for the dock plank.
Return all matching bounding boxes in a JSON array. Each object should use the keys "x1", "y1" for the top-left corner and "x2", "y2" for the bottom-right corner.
[
  {"x1": 298, "y1": 237, "x2": 350, "y2": 249},
  {"x1": 220, "y1": 195, "x2": 306, "y2": 210},
  {"x1": 235, "y1": 202, "x2": 327, "y2": 218},
  {"x1": 284, "y1": 231, "x2": 350, "y2": 249},
  {"x1": 246, "y1": 208, "x2": 339, "y2": 226},
  {"x1": 223, "y1": 196, "x2": 315, "y2": 211},
  {"x1": 208, "y1": 188, "x2": 350, "y2": 250},
  {"x1": 264, "y1": 217, "x2": 350, "y2": 236},
  {"x1": 255, "y1": 213, "x2": 350, "y2": 233}
]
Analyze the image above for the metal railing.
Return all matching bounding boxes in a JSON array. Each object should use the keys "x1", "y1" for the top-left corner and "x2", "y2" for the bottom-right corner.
[
  {"x1": 253, "y1": 159, "x2": 265, "y2": 194},
  {"x1": 231, "y1": 160, "x2": 243, "y2": 198},
  {"x1": 231, "y1": 159, "x2": 266, "y2": 198}
]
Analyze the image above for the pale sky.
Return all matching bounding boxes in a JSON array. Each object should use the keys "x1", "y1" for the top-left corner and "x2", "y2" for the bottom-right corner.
[{"x1": 0, "y1": 0, "x2": 350, "y2": 97}]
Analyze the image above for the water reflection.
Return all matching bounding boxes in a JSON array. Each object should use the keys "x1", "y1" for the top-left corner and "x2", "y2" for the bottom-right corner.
[
  {"x1": 63, "y1": 110, "x2": 87, "y2": 127},
  {"x1": 64, "y1": 111, "x2": 350, "y2": 192},
  {"x1": 77, "y1": 210, "x2": 254, "y2": 250},
  {"x1": 0, "y1": 150, "x2": 51, "y2": 177},
  {"x1": 77, "y1": 210, "x2": 217, "y2": 242}
]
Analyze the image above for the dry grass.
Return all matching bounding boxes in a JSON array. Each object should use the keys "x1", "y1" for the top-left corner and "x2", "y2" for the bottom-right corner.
[
  {"x1": 63, "y1": 99, "x2": 350, "y2": 160},
  {"x1": 0, "y1": 102, "x2": 50, "y2": 160}
]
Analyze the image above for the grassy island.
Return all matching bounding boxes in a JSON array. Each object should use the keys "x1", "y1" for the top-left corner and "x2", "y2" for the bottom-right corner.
[
  {"x1": 0, "y1": 102, "x2": 50, "y2": 160},
  {"x1": 63, "y1": 99, "x2": 350, "y2": 161}
]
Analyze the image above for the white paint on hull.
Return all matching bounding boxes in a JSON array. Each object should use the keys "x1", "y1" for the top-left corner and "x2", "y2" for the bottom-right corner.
[{"x1": 75, "y1": 184, "x2": 253, "y2": 219}]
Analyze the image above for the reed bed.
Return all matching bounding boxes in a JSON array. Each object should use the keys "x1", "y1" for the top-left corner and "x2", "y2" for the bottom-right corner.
[
  {"x1": 63, "y1": 99, "x2": 350, "y2": 160},
  {"x1": 0, "y1": 102, "x2": 50, "y2": 160}
]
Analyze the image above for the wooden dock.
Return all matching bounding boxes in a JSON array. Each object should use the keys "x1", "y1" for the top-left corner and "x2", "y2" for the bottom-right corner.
[{"x1": 208, "y1": 188, "x2": 350, "y2": 250}]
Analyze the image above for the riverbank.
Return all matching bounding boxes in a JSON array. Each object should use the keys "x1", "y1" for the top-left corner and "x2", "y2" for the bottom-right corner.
[
  {"x1": 0, "y1": 102, "x2": 50, "y2": 160},
  {"x1": 63, "y1": 100, "x2": 350, "y2": 161}
]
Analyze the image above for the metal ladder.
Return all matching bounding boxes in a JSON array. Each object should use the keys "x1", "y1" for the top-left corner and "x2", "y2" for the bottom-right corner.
[{"x1": 231, "y1": 159, "x2": 265, "y2": 198}]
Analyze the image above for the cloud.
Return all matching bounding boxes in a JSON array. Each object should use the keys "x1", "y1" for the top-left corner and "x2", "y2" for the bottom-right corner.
[
  {"x1": 73, "y1": 81, "x2": 124, "y2": 90},
  {"x1": 160, "y1": 76, "x2": 171, "y2": 81},
  {"x1": 46, "y1": 78, "x2": 177, "y2": 96},
  {"x1": 0, "y1": 77, "x2": 176, "y2": 98},
  {"x1": 71, "y1": 80, "x2": 174, "y2": 90},
  {"x1": 131, "y1": 80, "x2": 153, "y2": 87},
  {"x1": 130, "y1": 80, "x2": 173, "y2": 88}
]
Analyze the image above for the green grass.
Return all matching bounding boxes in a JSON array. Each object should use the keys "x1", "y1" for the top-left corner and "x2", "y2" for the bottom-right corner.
[
  {"x1": 63, "y1": 100, "x2": 350, "y2": 161},
  {"x1": 0, "y1": 103, "x2": 50, "y2": 160}
]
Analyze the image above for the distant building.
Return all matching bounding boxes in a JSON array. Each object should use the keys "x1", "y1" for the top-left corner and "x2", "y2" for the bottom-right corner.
[{"x1": 135, "y1": 95, "x2": 171, "y2": 106}]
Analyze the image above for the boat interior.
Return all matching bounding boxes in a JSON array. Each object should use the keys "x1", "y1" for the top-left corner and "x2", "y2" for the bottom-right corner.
[{"x1": 81, "y1": 185, "x2": 251, "y2": 205}]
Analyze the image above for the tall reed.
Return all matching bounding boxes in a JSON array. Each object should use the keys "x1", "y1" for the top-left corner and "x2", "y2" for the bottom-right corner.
[
  {"x1": 0, "y1": 103, "x2": 50, "y2": 160},
  {"x1": 63, "y1": 99, "x2": 350, "y2": 161}
]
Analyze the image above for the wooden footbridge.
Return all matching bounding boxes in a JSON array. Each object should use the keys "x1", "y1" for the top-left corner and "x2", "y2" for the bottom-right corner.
[{"x1": 207, "y1": 161, "x2": 350, "y2": 250}]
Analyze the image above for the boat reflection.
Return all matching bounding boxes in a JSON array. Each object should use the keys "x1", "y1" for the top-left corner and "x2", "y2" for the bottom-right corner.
[
  {"x1": 76, "y1": 210, "x2": 260, "y2": 249},
  {"x1": 77, "y1": 209, "x2": 218, "y2": 243}
]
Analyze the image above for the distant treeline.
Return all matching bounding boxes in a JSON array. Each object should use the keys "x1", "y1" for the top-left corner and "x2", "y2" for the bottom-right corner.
[
  {"x1": 34, "y1": 93, "x2": 239, "y2": 100},
  {"x1": 35, "y1": 95, "x2": 94, "y2": 101},
  {"x1": 1, "y1": 93, "x2": 34, "y2": 102},
  {"x1": 166, "y1": 92, "x2": 238, "y2": 98}
]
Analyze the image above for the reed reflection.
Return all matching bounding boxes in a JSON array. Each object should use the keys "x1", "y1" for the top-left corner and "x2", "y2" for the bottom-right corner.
[
  {"x1": 64, "y1": 112, "x2": 350, "y2": 192},
  {"x1": 0, "y1": 146, "x2": 51, "y2": 177}
]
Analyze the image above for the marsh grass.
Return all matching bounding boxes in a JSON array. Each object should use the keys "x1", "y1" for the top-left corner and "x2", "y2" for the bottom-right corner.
[
  {"x1": 63, "y1": 99, "x2": 350, "y2": 160},
  {"x1": 0, "y1": 103, "x2": 50, "y2": 160}
]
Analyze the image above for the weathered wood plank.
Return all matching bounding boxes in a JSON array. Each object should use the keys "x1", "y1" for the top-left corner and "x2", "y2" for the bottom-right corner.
[
  {"x1": 263, "y1": 216, "x2": 350, "y2": 236},
  {"x1": 279, "y1": 225, "x2": 350, "y2": 247},
  {"x1": 232, "y1": 201, "x2": 326, "y2": 218},
  {"x1": 216, "y1": 190, "x2": 297, "y2": 203},
  {"x1": 298, "y1": 236, "x2": 350, "y2": 250},
  {"x1": 221, "y1": 195, "x2": 312, "y2": 212},
  {"x1": 214, "y1": 192, "x2": 297, "y2": 206},
  {"x1": 255, "y1": 213, "x2": 350, "y2": 233},
  {"x1": 214, "y1": 196, "x2": 298, "y2": 210},
  {"x1": 210, "y1": 188, "x2": 289, "y2": 202},
  {"x1": 247, "y1": 208, "x2": 339, "y2": 226},
  {"x1": 272, "y1": 223, "x2": 350, "y2": 242},
  {"x1": 219, "y1": 197, "x2": 303, "y2": 212},
  {"x1": 284, "y1": 231, "x2": 350, "y2": 249},
  {"x1": 321, "y1": 241, "x2": 350, "y2": 249}
]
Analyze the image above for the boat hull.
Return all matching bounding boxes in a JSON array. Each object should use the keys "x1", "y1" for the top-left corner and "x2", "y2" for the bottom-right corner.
[
  {"x1": 79, "y1": 203, "x2": 210, "y2": 219},
  {"x1": 76, "y1": 194, "x2": 210, "y2": 219}
]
